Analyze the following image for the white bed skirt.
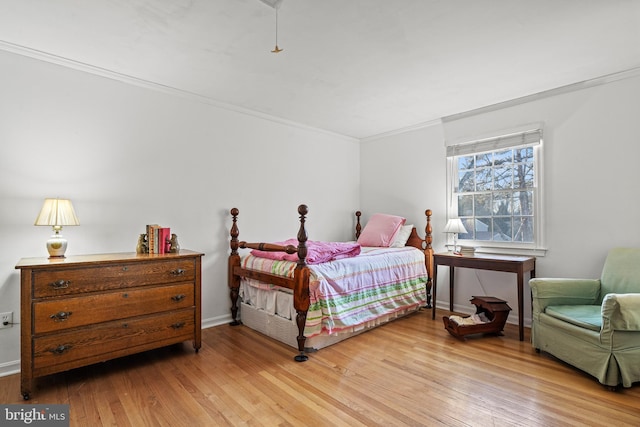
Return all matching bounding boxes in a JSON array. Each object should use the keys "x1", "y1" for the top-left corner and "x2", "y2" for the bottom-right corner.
[{"x1": 239, "y1": 282, "x2": 420, "y2": 350}]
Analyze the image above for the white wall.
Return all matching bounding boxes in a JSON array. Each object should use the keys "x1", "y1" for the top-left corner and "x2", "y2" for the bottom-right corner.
[
  {"x1": 3, "y1": 46, "x2": 640, "y2": 376},
  {"x1": 0, "y1": 50, "x2": 360, "y2": 373},
  {"x1": 361, "y1": 72, "x2": 640, "y2": 326},
  {"x1": 360, "y1": 125, "x2": 447, "y2": 239}
]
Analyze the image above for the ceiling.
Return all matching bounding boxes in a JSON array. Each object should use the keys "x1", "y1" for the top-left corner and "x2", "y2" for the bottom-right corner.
[{"x1": 1, "y1": 0, "x2": 640, "y2": 139}]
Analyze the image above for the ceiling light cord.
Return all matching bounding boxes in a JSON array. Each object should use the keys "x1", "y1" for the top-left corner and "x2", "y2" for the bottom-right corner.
[{"x1": 271, "y1": 8, "x2": 283, "y2": 53}]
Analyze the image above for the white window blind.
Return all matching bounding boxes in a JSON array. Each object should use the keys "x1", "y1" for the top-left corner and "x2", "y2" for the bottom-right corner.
[{"x1": 446, "y1": 129, "x2": 542, "y2": 158}]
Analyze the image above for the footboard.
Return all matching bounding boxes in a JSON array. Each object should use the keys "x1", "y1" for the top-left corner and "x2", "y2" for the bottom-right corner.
[{"x1": 228, "y1": 204, "x2": 311, "y2": 362}]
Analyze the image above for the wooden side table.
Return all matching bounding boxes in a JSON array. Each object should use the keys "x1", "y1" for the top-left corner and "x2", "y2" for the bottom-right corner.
[{"x1": 432, "y1": 252, "x2": 535, "y2": 341}]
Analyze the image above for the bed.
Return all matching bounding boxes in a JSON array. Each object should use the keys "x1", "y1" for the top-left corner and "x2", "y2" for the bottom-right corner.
[{"x1": 228, "y1": 204, "x2": 433, "y2": 361}]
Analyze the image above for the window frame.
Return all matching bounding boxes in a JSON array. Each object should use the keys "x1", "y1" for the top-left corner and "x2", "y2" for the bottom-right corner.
[{"x1": 445, "y1": 128, "x2": 546, "y2": 256}]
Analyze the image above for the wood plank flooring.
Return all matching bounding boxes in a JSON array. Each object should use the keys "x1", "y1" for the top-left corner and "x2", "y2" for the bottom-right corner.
[{"x1": 1, "y1": 308, "x2": 639, "y2": 426}]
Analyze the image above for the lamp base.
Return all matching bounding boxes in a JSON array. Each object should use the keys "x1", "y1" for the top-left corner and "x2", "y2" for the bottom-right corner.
[{"x1": 46, "y1": 233, "x2": 68, "y2": 258}]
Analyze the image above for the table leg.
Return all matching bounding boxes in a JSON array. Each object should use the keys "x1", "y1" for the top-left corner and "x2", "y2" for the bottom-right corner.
[
  {"x1": 449, "y1": 266, "x2": 455, "y2": 312},
  {"x1": 517, "y1": 269, "x2": 524, "y2": 341},
  {"x1": 432, "y1": 264, "x2": 438, "y2": 320}
]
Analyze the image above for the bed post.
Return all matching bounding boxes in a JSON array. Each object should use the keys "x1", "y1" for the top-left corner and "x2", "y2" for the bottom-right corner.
[
  {"x1": 424, "y1": 209, "x2": 434, "y2": 309},
  {"x1": 293, "y1": 204, "x2": 310, "y2": 362},
  {"x1": 228, "y1": 208, "x2": 242, "y2": 326},
  {"x1": 355, "y1": 211, "x2": 362, "y2": 239}
]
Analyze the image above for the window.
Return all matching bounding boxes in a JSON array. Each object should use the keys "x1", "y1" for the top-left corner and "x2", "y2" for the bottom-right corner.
[{"x1": 446, "y1": 129, "x2": 544, "y2": 254}]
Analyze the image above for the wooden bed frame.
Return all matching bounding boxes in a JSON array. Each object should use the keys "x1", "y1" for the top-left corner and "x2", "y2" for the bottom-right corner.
[{"x1": 228, "y1": 204, "x2": 433, "y2": 361}]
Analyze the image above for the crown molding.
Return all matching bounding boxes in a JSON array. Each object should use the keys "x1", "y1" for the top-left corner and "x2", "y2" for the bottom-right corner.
[
  {"x1": 442, "y1": 67, "x2": 640, "y2": 123},
  {"x1": 360, "y1": 118, "x2": 442, "y2": 143},
  {"x1": 360, "y1": 67, "x2": 640, "y2": 141},
  {"x1": 0, "y1": 40, "x2": 357, "y2": 143}
]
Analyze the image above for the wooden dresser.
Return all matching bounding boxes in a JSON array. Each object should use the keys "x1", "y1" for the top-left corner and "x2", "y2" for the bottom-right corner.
[{"x1": 15, "y1": 249, "x2": 203, "y2": 400}]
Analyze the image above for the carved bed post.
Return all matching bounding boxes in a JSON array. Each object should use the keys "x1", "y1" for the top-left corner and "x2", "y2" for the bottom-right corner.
[
  {"x1": 355, "y1": 211, "x2": 362, "y2": 239},
  {"x1": 424, "y1": 209, "x2": 434, "y2": 308},
  {"x1": 293, "y1": 204, "x2": 310, "y2": 362},
  {"x1": 228, "y1": 208, "x2": 242, "y2": 326}
]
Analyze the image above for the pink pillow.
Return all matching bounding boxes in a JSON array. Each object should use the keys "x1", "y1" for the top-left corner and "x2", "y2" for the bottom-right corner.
[{"x1": 357, "y1": 213, "x2": 406, "y2": 247}]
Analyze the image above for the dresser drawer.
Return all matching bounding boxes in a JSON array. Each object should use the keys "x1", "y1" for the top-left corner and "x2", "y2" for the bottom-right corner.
[
  {"x1": 33, "y1": 308, "x2": 195, "y2": 373},
  {"x1": 33, "y1": 258, "x2": 195, "y2": 298},
  {"x1": 33, "y1": 283, "x2": 195, "y2": 334}
]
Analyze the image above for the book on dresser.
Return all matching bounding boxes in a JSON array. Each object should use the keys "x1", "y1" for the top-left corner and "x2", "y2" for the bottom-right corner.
[
  {"x1": 146, "y1": 224, "x2": 171, "y2": 254},
  {"x1": 15, "y1": 249, "x2": 203, "y2": 400}
]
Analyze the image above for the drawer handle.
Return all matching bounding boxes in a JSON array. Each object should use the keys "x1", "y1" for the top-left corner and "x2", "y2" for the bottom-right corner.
[
  {"x1": 50, "y1": 311, "x2": 72, "y2": 322},
  {"x1": 171, "y1": 294, "x2": 186, "y2": 302},
  {"x1": 170, "y1": 268, "x2": 185, "y2": 276},
  {"x1": 171, "y1": 322, "x2": 185, "y2": 329},
  {"x1": 50, "y1": 344, "x2": 72, "y2": 355},
  {"x1": 49, "y1": 279, "x2": 71, "y2": 290}
]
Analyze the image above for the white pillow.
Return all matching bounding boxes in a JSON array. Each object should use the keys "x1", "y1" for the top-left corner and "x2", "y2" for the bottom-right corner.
[
  {"x1": 390, "y1": 224, "x2": 414, "y2": 248},
  {"x1": 357, "y1": 213, "x2": 406, "y2": 247}
]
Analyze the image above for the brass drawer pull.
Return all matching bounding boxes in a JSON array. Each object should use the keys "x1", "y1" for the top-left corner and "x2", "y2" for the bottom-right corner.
[
  {"x1": 50, "y1": 344, "x2": 72, "y2": 355},
  {"x1": 171, "y1": 322, "x2": 185, "y2": 329},
  {"x1": 171, "y1": 294, "x2": 186, "y2": 302},
  {"x1": 50, "y1": 311, "x2": 72, "y2": 322},
  {"x1": 49, "y1": 279, "x2": 71, "y2": 290},
  {"x1": 170, "y1": 268, "x2": 185, "y2": 276}
]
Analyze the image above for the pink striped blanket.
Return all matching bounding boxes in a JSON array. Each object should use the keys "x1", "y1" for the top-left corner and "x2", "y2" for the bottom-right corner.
[
  {"x1": 250, "y1": 239, "x2": 361, "y2": 264},
  {"x1": 241, "y1": 246, "x2": 428, "y2": 337}
]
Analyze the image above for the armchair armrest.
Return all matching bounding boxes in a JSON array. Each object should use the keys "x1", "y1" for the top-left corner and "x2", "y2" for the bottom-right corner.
[
  {"x1": 530, "y1": 278, "x2": 601, "y2": 315},
  {"x1": 602, "y1": 293, "x2": 640, "y2": 331}
]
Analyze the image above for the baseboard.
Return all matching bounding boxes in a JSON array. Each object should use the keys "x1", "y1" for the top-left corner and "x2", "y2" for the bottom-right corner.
[
  {"x1": 0, "y1": 359, "x2": 19, "y2": 378},
  {"x1": 201, "y1": 314, "x2": 233, "y2": 330}
]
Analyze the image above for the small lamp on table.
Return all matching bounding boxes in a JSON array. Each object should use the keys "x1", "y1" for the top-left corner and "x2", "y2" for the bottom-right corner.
[
  {"x1": 444, "y1": 218, "x2": 467, "y2": 254},
  {"x1": 34, "y1": 198, "x2": 80, "y2": 258}
]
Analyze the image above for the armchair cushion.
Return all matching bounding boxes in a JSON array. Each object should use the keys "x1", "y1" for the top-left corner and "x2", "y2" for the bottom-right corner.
[{"x1": 545, "y1": 305, "x2": 601, "y2": 331}]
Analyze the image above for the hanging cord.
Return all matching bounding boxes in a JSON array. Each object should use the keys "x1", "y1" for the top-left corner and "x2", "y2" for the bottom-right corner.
[{"x1": 271, "y1": 8, "x2": 283, "y2": 53}]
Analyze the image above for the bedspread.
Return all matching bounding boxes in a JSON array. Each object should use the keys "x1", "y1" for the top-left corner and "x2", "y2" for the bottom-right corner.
[{"x1": 240, "y1": 246, "x2": 428, "y2": 337}]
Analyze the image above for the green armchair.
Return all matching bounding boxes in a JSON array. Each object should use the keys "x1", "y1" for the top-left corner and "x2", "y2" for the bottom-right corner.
[{"x1": 530, "y1": 247, "x2": 640, "y2": 388}]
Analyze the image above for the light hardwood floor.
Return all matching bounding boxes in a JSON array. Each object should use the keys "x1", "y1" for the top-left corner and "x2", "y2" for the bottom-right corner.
[{"x1": 1, "y1": 308, "x2": 639, "y2": 426}]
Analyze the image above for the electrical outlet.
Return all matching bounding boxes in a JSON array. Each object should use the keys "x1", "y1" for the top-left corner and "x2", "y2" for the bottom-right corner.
[{"x1": 0, "y1": 311, "x2": 13, "y2": 329}]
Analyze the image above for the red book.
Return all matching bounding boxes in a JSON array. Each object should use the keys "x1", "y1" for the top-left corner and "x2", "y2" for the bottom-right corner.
[{"x1": 159, "y1": 227, "x2": 171, "y2": 254}]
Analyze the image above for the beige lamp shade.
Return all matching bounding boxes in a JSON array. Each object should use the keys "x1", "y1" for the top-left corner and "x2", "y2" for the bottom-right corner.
[
  {"x1": 35, "y1": 198, "x2": 80, "y2": 258},
  {"x1": 444, "y1": 218, "x2": 467, "y2": 253},
  {"x1": 443, "y1": 218, "x2": 467, "y2": 234},
  {"x1": 34, "y1": 198, "x2": 80, "y2": 227}
]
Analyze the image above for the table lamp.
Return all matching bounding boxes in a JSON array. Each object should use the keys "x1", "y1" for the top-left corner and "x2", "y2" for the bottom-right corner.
[
  {"x1": 34, "y1": 198, "x2": 80, "y2": 258},
  {"x1": 443, "y1": 218, "x2": 467, "y2": 254}
]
